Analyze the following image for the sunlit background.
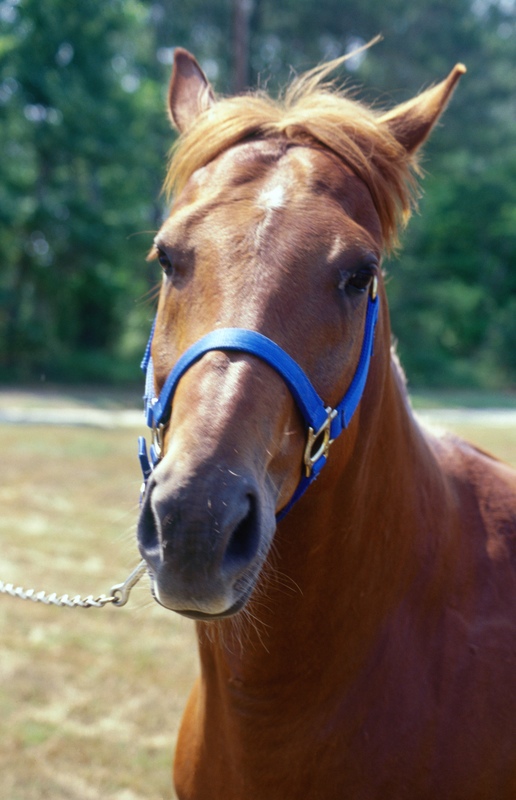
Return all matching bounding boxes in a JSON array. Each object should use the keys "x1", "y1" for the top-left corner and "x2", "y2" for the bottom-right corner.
[{"x1": 1, "y1": 0, "x2": 516, "y2": 389}]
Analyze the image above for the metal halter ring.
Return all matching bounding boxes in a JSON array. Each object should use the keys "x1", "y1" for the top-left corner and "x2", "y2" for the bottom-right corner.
[
  {"x1": 303, "y1": 407, "x2": 338, "y2": 477},
  {"x1": 152, "y1": 422, "x2": 165, "y2": 460}
]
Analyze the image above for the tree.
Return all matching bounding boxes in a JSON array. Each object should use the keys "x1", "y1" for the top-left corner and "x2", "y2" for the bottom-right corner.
[
  {"x1": 1, "y1": 0, "x2": 515, "y2": 387},
  {"x1": 0, "y1": 0, "x2": 169, "y2": 381}
]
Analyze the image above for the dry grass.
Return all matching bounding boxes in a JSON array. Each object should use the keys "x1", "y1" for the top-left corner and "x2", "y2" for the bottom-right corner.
[
  {"x1": 1, "y1": 418, "x2": 515, "y2": 799},
  {"x1": 448, "y1": 424, "x2": 516, "y2": 469},
  {"x1": 0, "y1": 425, "x2": 197, "y2": 800}
]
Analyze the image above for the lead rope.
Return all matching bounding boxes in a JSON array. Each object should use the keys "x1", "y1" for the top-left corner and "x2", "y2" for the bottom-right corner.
[{"x1": 0, "y1": 559, "x2": 147, "y2": 609}]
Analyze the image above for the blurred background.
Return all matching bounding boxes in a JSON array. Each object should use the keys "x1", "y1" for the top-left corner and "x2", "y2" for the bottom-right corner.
[{"x1": 1, "y1": 0, "x2": 515, "y2": 391}]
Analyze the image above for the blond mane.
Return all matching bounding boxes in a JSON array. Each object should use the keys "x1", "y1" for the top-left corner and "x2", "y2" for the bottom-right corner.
[{"x1": 165, "y1": 55, "x2": 421, "y2": 250}]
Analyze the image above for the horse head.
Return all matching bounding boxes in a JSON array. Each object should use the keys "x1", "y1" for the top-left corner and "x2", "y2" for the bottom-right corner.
[{"x1": 137, "y1": 49, "x2": 465, "y2": 619}]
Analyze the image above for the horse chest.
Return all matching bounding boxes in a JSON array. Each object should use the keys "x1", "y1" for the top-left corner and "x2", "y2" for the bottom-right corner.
[{"x1": 174, "y1": 600, "x2": 516, "y2": 800}]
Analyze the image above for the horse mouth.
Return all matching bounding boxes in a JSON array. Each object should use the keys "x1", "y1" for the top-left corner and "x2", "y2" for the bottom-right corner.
[
  {"x1": 147, "y1": 568, "x2": 257, "y2": 620},
  {"x1": 175, "y1": 589, "x2": 254, "y2": 620}
]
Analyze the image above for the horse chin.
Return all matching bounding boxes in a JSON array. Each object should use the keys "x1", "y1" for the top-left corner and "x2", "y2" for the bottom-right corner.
[
  {"x1": 175, "y1": 591, "x2": 253, "y2": 621},
  {"x1": 148, "y1": 569, "x2": 258, "y2": 620}
]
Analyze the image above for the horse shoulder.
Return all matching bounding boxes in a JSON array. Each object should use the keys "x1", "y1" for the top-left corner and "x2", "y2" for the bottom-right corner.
[
  {"x1": 430, "y1": 430, "x2": 516, "y2": 553},
  {"x1": 423, "y1": 428, "x2": 516, "y2": 644}
]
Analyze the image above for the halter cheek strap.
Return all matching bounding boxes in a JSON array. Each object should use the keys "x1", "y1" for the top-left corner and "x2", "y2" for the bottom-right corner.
[{"x1": 138, "y1": 289, "x2": 379, "y2": 519}]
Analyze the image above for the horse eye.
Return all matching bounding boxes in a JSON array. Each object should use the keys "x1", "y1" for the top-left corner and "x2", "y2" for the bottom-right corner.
[
  {"x1": 157, "y1": 248, "x2": 173, "y2": 276},
  {"x1": 345, "y1": 268, "x2": 375, "y2": 295}
]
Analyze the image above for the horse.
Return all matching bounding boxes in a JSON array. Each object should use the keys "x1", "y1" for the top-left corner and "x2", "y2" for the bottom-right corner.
[{"x1": 136, "y1": 48, "x2": 516, "y2": 799}]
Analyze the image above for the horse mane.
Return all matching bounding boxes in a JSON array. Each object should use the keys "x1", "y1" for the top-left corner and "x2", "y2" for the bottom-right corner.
[{"x1": 164, "y1": 54, "x2": 422, "y2": 251}]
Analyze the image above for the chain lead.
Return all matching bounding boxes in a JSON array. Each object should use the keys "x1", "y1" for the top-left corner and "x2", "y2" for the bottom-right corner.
[{"x1": 0, "y1": 560, "x2": 147, "y2": 610}]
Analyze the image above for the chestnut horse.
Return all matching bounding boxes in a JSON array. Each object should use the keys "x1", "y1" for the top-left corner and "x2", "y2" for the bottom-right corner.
[{"x1": 137, "y1": 49, "x2": 516, "y2": 799}]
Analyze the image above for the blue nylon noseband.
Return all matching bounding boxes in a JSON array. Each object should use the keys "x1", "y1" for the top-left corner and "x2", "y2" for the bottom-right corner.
[{"x1": 138, "y1": 290, "x2": 379, "y2": 519}]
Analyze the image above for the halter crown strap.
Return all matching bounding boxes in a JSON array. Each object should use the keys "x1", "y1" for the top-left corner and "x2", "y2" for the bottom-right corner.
[{"x1": 139, "y1": 293, "x2": 379, "y2": 518}]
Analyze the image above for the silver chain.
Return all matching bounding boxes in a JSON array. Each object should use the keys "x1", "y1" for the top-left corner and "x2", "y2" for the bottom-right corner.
[{"x1": 0, "y1": 559, "x2": 147, "y2": 609}]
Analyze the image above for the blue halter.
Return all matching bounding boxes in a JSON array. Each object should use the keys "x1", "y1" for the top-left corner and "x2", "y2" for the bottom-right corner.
[{"x1": 138, "y1": 284, "x2": 379, "y2": 519}]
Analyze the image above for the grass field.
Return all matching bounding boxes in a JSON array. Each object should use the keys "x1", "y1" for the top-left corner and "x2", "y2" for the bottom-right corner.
[
  {"x1": 1, "y1": 415, "x2": 516, "y2": 799},
  {"x1": 0, "y1": 425, "x2": 197, "y2": 800}
]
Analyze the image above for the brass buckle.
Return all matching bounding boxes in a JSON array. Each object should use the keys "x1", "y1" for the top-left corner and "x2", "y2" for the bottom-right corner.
[{"x1": 303, "y1": 407, "x2": 337, "y2": 478}]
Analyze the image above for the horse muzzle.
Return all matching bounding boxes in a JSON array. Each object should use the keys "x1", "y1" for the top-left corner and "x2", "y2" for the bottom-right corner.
[{"x1": 137, "y1": 454, "x2": 276, "y2": 619}]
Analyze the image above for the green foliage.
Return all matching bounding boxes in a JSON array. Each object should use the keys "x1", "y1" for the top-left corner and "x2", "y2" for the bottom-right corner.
[
  {"x1": 389, "y1": 149, "x2": 516, "y2": 387},
  {"x1": 1, "y1": 0, "x2": 515, "y2": 387},
  {"x1": 0, "y1": 0, "x2": 169, "y2": 381}
]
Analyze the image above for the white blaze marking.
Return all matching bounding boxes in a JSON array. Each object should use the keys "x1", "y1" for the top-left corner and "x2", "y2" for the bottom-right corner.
[
  {"x1": 328, "y1": 235, "x2": 344, "y2": 262},
  {"x1": 254, "y1": 182, "x2": 287, "y2": 248},
  {"x1": 258, "y1": 183, "x2": 285, "y2": 210}
]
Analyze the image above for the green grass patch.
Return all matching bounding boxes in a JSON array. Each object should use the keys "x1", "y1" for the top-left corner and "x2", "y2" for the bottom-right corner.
[{"x1": 20, "y1": 721, "x2": 57, "y2": 747}]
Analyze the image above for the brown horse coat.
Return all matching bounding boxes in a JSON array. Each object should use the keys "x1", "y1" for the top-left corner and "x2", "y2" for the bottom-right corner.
[{"x1": 137, "y1": 49, "x2": 516, "y2": 799}]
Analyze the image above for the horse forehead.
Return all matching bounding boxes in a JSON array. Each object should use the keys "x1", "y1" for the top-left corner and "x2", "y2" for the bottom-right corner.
[
  {"x1": 221, "y1": 141, "x2": 359, "y2": 203},
  {"x1": 209, "y1": 141, "x2": 323, "y2": 206},
  {"x1": 167, "y1": 141, "x2": 380, "y2": 251}
]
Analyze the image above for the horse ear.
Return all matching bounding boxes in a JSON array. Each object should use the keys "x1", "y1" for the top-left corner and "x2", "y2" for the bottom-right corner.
[
  {"x1": 168, "y1": 48, "x2": 215, "y2": 133},
  {"x1": 379, "y1": 64, "x2": 466, "y2": 154}
]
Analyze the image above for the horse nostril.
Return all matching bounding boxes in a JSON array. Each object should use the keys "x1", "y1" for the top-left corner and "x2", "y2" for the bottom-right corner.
[
  {"x1": 138, "y1": 491, "x2": 160, "y2": 559},
  {"x1": 223, "y1": 494, "x2": 259, "y2": 571}
]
